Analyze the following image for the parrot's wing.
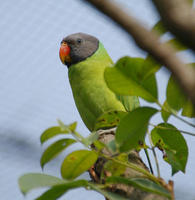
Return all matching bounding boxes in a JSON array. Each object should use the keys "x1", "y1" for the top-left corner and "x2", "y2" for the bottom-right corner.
[{"x1": 116, "y1": 95, "x2": 140, "y2": 112}]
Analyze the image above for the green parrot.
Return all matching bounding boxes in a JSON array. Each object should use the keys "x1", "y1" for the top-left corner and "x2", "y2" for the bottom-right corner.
[{"x1": 59, "y1": 33, "x2": 139, "y2": 131}]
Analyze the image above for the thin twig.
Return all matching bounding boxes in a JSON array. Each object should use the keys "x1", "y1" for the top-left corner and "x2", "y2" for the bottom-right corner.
[
  {"x1": 148, "y1": 131, "x2": 161, "y2": 178},
  {"x1": 144, "y1": 148, "x2": 154, "y2": 174},
  {"x1": 102, "y1": 153, "x2": 160, "y2": 184},
  {"x1": 156, "y1": 101, "x2": 195, "y2": 128},
  {"x1": 149, "y1": 123, "x2": 195, "y2": 136},
  {"x1": 83, "y1": 0, "x2": 195, "y2": 106},
  {"x1": 171, "y1": 113, "x2": 195, "y2": 128},
  {"x1": 152, "y1": 147, "x2": 161, "y2": 178}
]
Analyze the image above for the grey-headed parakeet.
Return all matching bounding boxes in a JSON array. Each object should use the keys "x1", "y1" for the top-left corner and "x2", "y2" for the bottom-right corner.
[{"x1": 59, "y1": 33, "x2": 139, "y2": 131}]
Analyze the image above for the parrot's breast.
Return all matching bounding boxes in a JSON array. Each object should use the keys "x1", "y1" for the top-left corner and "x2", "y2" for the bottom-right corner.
[{"x1": 68, "y1": 43, "x2": 125, "y2": 131}]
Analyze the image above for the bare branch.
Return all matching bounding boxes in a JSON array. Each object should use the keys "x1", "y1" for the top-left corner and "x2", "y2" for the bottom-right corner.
[
  {"x1": 152, "y1": 0, "x2": 195, "y2": 51},
  {"x1": 83, "y1": 0, "x2": 195, "y2": 106}
]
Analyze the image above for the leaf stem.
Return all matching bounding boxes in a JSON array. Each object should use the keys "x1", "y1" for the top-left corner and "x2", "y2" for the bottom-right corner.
[
  {"x1": 71, "y1": 130, "x2": 91, "y2": 149},
  {"x1": 156, "y1": 101, "x2": 195, "y2": 128},
  {"x1": 171, "y1": 112, "x2": 195, "y2": 128},
  {"x1": 148, "y1": 131, "x2": 161, "y2": 178},
  {"x1": 152, "y1": 147, "x2": 161, "y2": 178},
  {"x1": 101, "y1": 153, "x2": 160, "y2": 184},
  {"x1": 144, "y1": 148, "x2": 154, "y2": 175},
  {"x1": 74, "y1": 131, "x2": 85, "y2": 141},
  {"x1": 149, "y1": 123, "x2": 195, "y2": 136}
]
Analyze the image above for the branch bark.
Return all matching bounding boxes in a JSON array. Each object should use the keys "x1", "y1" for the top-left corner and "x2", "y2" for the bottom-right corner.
[
  {"x1": 90, "y1": 130, "x2": 170, "y2": 200},
  {"x1": 152, "y1": 0, "x2": 195, "y2": 51},
  {"x1": 83, "y1": 0, "x2": 195, "y2": 106}
]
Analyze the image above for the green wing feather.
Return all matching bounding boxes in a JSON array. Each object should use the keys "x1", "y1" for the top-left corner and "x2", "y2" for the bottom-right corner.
[{"x1": 116, "y1": 95, "x2": 140, "y2": 112}]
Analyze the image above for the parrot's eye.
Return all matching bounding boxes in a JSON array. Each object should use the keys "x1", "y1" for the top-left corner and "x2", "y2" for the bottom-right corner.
[{"x1": 77, "y1": 38, "x2": 82, "y2": 44}]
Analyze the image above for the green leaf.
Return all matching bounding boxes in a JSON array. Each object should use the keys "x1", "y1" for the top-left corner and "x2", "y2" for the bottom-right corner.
[
  {"x1": 99, "y1": 191, "x2": 129, "y2": 200},
  {"x1": 141, "y1": 56, "x2": 161, "y2": 80},
  {"x1": 82, "y1": 131, "x2": 99, "y2": 146},
  {"x1": 105, "y1": 57, "x2": 158, "y2": 102},
  {"x1": 116, "y1": 95, "x2": 140, "y2": 112},
  {"x1": 40, "y1": 126, "x2": 70, "y2": 144},
  {"x1": 35, "y1": 180, "x2": 88, "y2": 200},
  {"x1": 18, "y1": 173, "x2": 65, "y2": 195},
  {"x1": 166, "y1": 67, "x2": 195, "y2": 118},
  {"x1": 68, "y1": 122, "x2": 77, "y2": 132},
  {"x1": 94, "y1": 110, "x2": 127, "y2": 131},
  {"x1": 181, "y1": 63, "x2": 195, "y2": 118},
  {"x1": 89, "y1": 183, "x2": 129, "y2": 200},
  {"x1": 152, "y1": 20, "x2": 167, "y2": 35},
  {"x1": 102, "y1": 160, "x2": 126, "y2": 177},
  {"x1": 116, "y1": 107, "x2": 157, "y2": 152},
  {"x1": 151, "y1": 123, "x2": 188, "y2": 175},
  {"x1": 166, "y1": 75, "x2": 186, "y2": 111},
  {"x1": 161, "y1": 101, "x2": 171, "y2": 122},
  {"x1": 93, "y1": 140, "x2": 106, "y2": 151},
  {"x1": 58, "y1": 120, "x2": 77, "y2": 132},
  {"x1": 106, "y1": 176, "x2": 171, "y2": 198},
  {"x1": 40, "y1": 138, "x2": 76, "y2": 169},
  {"x1": 166, "y1": 38, "x2": 187, "y2": 51},
  {"x1": 182, "y1": 99, "x2": 195, "y2": 118},
  {"x1": 107, "y1": 139, "x2": 117, "y2": 154},
  {"x1": 61, "y1": 150, "x2": 98, "y2": 180}
]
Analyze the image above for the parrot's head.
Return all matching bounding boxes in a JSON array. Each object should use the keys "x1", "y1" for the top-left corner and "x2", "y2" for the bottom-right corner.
[{"x1": 59, "y1": 33, "x2": 99, "y2": 67}]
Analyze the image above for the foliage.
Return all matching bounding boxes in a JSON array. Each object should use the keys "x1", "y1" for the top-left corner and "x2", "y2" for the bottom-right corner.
[
  {"x1": 151, "y1": 123, "x2": 188, "y2": 175},
  {"x1": 19, "y1": 20, "x2": 195, "y2": 200}
]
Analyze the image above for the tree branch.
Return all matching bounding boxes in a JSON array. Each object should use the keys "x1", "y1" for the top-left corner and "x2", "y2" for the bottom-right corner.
[
  {"x1": 152, "y1": 0, "x2": 195, "y2": 51},
  {"x1": 83, "y1": 0, "x2": 195, "y2": 106},
  {"x1": 90, "y1": 130, "x2": 169, "y2": 200}
]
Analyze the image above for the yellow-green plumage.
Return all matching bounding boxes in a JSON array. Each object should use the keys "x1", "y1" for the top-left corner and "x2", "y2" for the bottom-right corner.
[{"x1": 68, "y1": 42, "x2": 139, "y2": 131}]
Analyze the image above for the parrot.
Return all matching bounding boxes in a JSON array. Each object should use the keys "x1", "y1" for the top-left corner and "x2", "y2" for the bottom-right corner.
[{"x1": 59, "y1": 33, "x2": 139, "y2": 131}]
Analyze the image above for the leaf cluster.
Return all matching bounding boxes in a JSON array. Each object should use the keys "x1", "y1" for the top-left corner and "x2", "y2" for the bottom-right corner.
[{"x1": 19, "y1": 120, "x2": 171, "y2": 199}]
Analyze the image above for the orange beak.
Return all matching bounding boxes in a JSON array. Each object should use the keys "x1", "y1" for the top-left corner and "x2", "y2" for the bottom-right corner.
[{"x1": 59, "y1": 42, "x2": 71, "y2": 64}]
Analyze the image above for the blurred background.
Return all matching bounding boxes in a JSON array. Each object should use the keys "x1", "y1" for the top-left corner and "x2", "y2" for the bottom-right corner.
[{"x1": 0, "y1": 0, "x2": 194, "y2": 199}]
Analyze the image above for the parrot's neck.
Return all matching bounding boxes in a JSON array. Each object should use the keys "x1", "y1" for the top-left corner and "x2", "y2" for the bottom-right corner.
[
  {"x1": 84, "y1": 42, "x2": 113, "y2": 65},
  {"x1": 68, "y1": 42, "x2": 113, "y2": 78}
]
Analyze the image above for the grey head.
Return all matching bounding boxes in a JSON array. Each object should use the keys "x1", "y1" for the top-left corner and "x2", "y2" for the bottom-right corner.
[{"x1": 61, "y1": 32, "x2": 99, "y2": 67}]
